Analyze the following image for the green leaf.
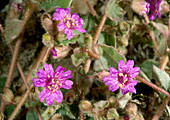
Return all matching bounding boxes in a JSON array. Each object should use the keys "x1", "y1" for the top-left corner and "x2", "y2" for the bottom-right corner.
[
  {"x1": 5, "y1": 105, "x2": 16, "y2": 118},
  {"x1": 71, "y1": 47, "x2": 88, "y2": 67},
  {"x1": 40, "y1": 0, "x2": 71, "y2": 11},
  {"x1": 57, "y1": 36, "x2": 80, "y2": 46},
  {"x1": 26, "y1": 109, "x2": 39, "y2": 120},
  {"x1": 140, "y1": 59, "x2": 159, "y2": 79},
  {"x1": 4, "y1": 19, "x2": 24, "y2": 44},
  {"x1": 159, "y1": 34, "x2": 166, "y2": 55},
  {"x1": 152, "y1": 65, "x2": 170, "y2": 91},
  {"x1": 98, "y1": 44, "x2": 126, "y2": 69},
  {"x1": 106, "y1": 0, "x2": 126, "y2": 21},
  {"x1": 117, "y1": 92, "x2": 131, "y2": 109},
  {"x1": 105, "y1": 33, "x2": 116, "y2": 47}
]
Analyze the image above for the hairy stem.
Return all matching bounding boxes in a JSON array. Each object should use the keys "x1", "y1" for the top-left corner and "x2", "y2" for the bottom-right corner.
[
  {"x1": 17, "y1": 46, "x2": 47, "y2": 95},
  {"x1": 9, "y1": 84, "x2": 34, "y2": 120},
  {"x1": 152, "y1": 96, "x2": 169, "y2": 120},
  {"x1": 93, "y1": 15, "x2": 107, "y2": 45},
  {"x1": 85, "y1": 0, "x2": 97, "y2": 17}
]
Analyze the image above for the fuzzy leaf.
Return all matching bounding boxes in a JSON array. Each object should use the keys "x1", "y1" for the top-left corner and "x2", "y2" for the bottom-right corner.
[
  {"x1": 40, "y1": 0, "x2": 71, "y2": 11},
  {"x1": 98, "y1": 44, "x2": 126, "y2": 69},
  {"x1": 140, "y1": 59, "x2": 159, "y2": 79},
  {"x1": 26, "y1": 109, "x2": 39, "y2": 120},
  {"x1": 57, "y1": 35, "x2": 80, "y2": 46},
  {"x1": 152, "y1": 65, "x2": 170, "y2": 91},
  {"x1": 106, "y1": 0, "x2": 125, "y2": 21},
  {"x1": 4, "y1": 19, "x2": 24, "y2": 44},
  {"x1": 71, "y1": 47, "x2": 88, "y2": 67},
  {"x1": 117, "y1": 92, "x2": 131, "y2": 109}
]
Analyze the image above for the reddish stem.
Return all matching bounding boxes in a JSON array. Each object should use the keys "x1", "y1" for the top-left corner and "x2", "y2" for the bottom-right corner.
[
  {"x1": 152, "y1": 96, "x2": 169, "y2": 120},
  {"x1": 136, "y1": 76, "x2": 170, "y2": 97},
  {"x1": 85, "y1": 0, "x2": 97, "y2": 17}
]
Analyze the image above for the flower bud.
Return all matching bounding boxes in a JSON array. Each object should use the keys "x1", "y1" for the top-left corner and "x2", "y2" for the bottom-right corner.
[
  {"x1": 97, "y1": 70, "x2": 110, "y2": 81},
  {"x1": 42, "y1": 32, "x2": 54, "y2": 48},
  {"x1": 41, "y1": 13, "x2": 53, "y2": 32},
  {"x1": 125, "y1": 103, "x2": 137, "y2": 116},
  {"x1": 79, "y1": 100, "x2": 92, "y2": 113},
  {"x1": 8, "y1": 2, "x2": 22, "y2": 19},
  {"x1": 65, "y1": 91, "x2": 76, "y2": 105},
  {"x1": 1, "y1": 88, "x2": 14, "y2": 105},
  {"x1": 131, "y1": 0, "x2": 150, "y2": 15},
  {"x1": 119, "y1": 35, "x2": 129, "y2": 47},
  {"x1": 51, "y1": 46, "x2": 72, "y2": 59}
]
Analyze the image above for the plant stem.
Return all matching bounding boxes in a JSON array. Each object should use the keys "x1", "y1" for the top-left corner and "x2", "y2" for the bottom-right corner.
[
  {"x1": 9, "y1": 84, "x2": 34, "y2": 120},
  {"x1": 144, "y1": 14, "x2": 161, "y2": 57},
  {"x1": 93, "y1": 15, "x2": 107, "y2": 45},
  {"x1": 152, "y1": 96, "x2": 169, "y2": 120},
  {"x1": 85, "y1": 0, "x2": 97, "y2": 17},
  {"x1": 17, "y1": 46, "x2": 47, "y2": 95},
  {"x1": 79, "y1": 90, "x2": 85, "y2": 120},
  {"x1": 136, "y1": 76, "x2": 170, "y2": 97},
  {"x1": 9, "y1": 44, "x2": 29, "y2": 90}
]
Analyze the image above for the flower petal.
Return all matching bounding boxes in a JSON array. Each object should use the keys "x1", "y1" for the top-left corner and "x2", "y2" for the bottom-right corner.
[
  {"x1": 71, "y1": 13, "x2": 80, "y2": 20},
  {"x1": 62, "y1": 80, "x2": 73, "y2": 89},
  {"x1": 53, "y1": 90, "x2": 63, "y2": 103},
  {"x1": 33, "y1": 78, "x2": 47, "y2": 87},
  {"x1": 36, "y1": 69, "x2": 47, "y2": 79},
  {"x1": 109, "y1": 83, "x2": 119, "y2": 92},
  {"x1": 130, "y1": 67, "x2": 140, "y2": 78},
  {"x1": 121, "y1": 87, "x2": 129, "y2": 95},
  {"x1": 76, "y1": 27, "x2": 86, "y2": 33},
  {"x1": 126, "y1": 60, "x2": 134, "y2": 68},
  {"x1": 46, "y1": 94, "x2": 55, "y2": 105},
  {"x1": 103, "y1": 76, "x2": 118, "y2": 85},
  {"x1": 128, "y1": 86, "x2": 136, "y2": 94},
  {"x1": 110, "y1": 67, "x2": 118, "y2": 76},
  {"x1": 39, "y1": 89, "x2": 48, "y2": 102},
  {"x1": 64, "y1": 28, "x2": 73, "y2": 40},
  {"x1": 118, "y1": 60, "x2": 125, "y2": 72},
  {"x1": 57, "y1": 22, "x2": 65, "y2": 31},
  {"x1": 44, "y1": 64, "x2": 54, "y2": 76}
]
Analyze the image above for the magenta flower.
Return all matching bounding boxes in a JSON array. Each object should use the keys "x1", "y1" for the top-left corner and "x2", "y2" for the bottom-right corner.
[
  {"x1": 51, "y1": 48, "x2": 57, "y2": 58},
  {"x1": 146, "y1": 0, "x2": 162, "y2": 20},
  {"x1": 53, "y1": 7, "x2": 86, "y2": 40},
  {"x1": 33, "y1": 64, "x2": 73, "y2": 105},
  {"x1": 103, "y1": 60, "x2": 140, "y2": 95}
]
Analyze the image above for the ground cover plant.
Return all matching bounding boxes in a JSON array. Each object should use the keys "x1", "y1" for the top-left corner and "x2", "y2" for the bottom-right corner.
[{"x1": 0, "y1": 0, "x2": 169, "y2": 120}]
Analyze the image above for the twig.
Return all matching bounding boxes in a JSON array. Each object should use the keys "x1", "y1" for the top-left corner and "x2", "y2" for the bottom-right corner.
[
  {"x1": 84, "y1": 57, "x2": 92, "y2": 74},
  {"x1": 17, "y1": 46, "x2": 47, "y2": 95},
  {"x1": 8, "y1": 44, "x2": 29, "y2": 90},
  {"x1": 9, "y1": 84, "x2": 34, "y2": 120},
  {"x1": 0, "y1": 1, "x2": 35, "y2": 113},
  {"x1": 136, "y1": 76, "x2": 170, "y2": 97},
  {"x1": 85, "y1": 0, "x2": 97, "y2": 17},
  {"x1": 93, "y1": 15, "x2": 107, "y2": 45},
  {"x1": 143, "y1": 14, "x2": 161, "y2": 57},
  {"x1": 42, "y1": 47, "x2": 52, "y2": 63},
  {"x1": 35, "y1": 105, "x2": 42, "y2": 120},
  {"x1": 152, "y1": 96, "x2": 169, "y2": 120}
]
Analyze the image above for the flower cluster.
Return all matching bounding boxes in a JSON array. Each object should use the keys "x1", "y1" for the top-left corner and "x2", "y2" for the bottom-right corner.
[
  {"x1": 146, "y1": 0, "x2": 162, "y2": 20},
  {"x1": 33, "y1": 64, "x2": 73, "y2": 105},
  {"x1": 103, "y1": 60, "x2": 140, "y2": 95},
  {"x1": 53, "y1": 7, "x2": 86, "y2": 40}
]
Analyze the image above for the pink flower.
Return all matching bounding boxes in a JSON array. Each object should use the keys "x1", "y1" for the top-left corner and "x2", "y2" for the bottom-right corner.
[
  {"x1": 33, "y1": 64, "x2": 73, "y2": 105},
  {"x1": 51, "y1": 48, "x2": 57, "y2": 58},
  {"x1": 146, "y1": 0, "x2": 162, "y2": 20},
  {"x1": 103, "y1": 60, "x2": 140, "y2": 95},
  {"x1": 53, "y1": 7, "x2": 86, "y2": 40}
]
